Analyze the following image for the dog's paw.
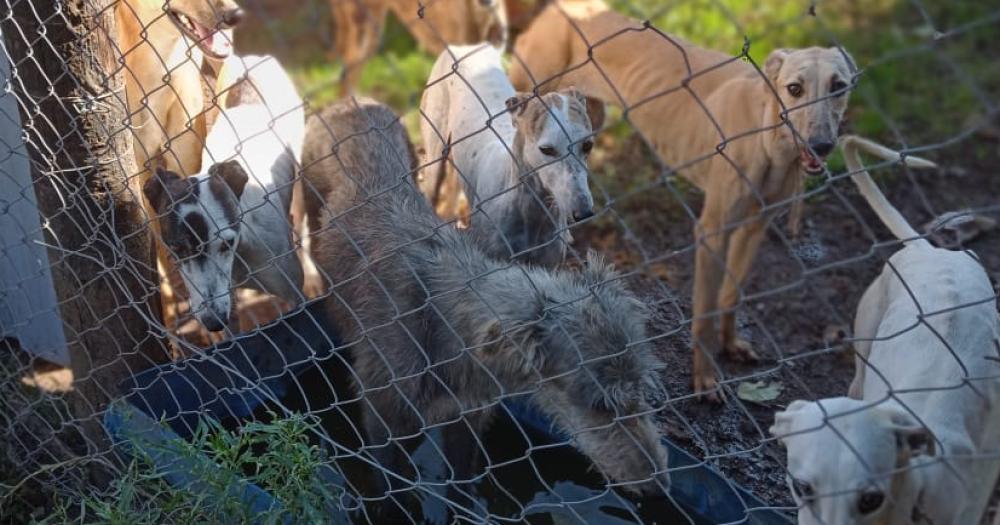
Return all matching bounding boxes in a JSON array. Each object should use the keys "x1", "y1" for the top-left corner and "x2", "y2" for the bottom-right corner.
[
  {"x1": 301, "y1": 273, "x2": 326, "y2": 299},
  {"x1": 693, "y1": 374, "x2": 726, "y2": 404},
  {"x1": 723, "y1": 337, "x2": 759, "y2": 364}
]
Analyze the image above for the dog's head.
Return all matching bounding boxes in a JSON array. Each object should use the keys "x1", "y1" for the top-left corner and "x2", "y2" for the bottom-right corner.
[
  {"x1": 506, "y1": 88, "x2": 604, "y2": 223},
  {"x1": 478, "y1": 253, "x2": 668, "y2": 494},
  {"x1": 770, "y1": 398, "x2": 935, "y2": 525},
  {"x1": 143, "y1": 161, "x2": 248, "y2": 331},
  {"x1": 764, "y1": 47, "x2": 856, "y2": 174},
  {"x1": 131, "y1": 0, "x2": 244, "y2": 59}
]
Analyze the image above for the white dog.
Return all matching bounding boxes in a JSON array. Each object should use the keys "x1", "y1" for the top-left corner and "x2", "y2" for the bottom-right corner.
[
  {"x1": 143, "y1": 55, "x2": 305, "y2": 331},
  {"x1": 419, "y1": 44, "x2": 600, "y2": 267},
  {"x1": 771, "y1": 136, "x2": 1000, "y2": 524}
]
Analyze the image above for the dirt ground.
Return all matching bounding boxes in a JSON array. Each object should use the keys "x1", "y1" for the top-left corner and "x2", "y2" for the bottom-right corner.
[{"x1": 572, "y1": 131, "x2": 1000, "y2": 509}]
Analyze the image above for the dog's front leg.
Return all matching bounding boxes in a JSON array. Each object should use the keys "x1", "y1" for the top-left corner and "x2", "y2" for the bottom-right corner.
[
  {"x1": 332, "y1": 0, "x2": 387, "y2": 95},
  {"x1": 691, "y1": 191, "x2": 748, "y2": 402},
  {"x1": 718, "y1": 216, "x2": 767, "y2": 363},
  {"x1": 442, "y1": 411, "x2": 491, "y2": 518}
]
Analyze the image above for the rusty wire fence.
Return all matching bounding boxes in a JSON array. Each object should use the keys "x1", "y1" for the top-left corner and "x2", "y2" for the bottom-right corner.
[{"x1": 2, "y1": 0, "x2": 1000, "y2": 523}]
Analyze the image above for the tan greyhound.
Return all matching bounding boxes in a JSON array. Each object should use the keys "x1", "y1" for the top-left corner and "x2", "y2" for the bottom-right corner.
[
  {"x1": 330, "y1": 0, "x2": 508, "y2": 94},
  {"x1": 509, "y1": 0, "x2": 855, "y2": 401}
]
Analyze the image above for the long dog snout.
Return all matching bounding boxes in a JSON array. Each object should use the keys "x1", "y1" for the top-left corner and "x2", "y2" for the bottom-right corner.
[{"x1": 219, "y1": 7, "x2": 245, "y2": 28}]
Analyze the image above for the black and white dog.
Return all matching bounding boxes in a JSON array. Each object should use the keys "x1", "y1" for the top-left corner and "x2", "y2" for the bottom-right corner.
[{"x1": 144, "y1": 55, "x2": 305, "y2": 331}]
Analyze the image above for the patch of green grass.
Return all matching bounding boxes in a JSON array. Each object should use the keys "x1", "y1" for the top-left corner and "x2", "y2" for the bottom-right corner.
[{"x1": 39, "y1": 413, "x2": 340, "y2": 525}]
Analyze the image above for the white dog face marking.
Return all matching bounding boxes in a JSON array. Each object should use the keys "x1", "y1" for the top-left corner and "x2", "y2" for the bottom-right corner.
[
  {"x1": 764, "y1": 47, "x2": 855, "y2": 175},
  {"x1": 506, "y1": 89, "x2": 599, "y2": 222},
  {"x1": 143, "y1": 162, "x2": 249, "y2": 331},
  {"x1": 770, "y1": 398, "x2": 935, "y2": 525}
]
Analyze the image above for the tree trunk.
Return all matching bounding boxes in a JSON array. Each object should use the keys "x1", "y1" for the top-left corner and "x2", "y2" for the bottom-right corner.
[{"x1": 2, "y1": 0, "x2": 168, "y2": 475}]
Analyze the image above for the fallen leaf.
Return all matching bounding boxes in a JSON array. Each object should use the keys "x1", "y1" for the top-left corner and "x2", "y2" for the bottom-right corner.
[{"x1": 737, "y1": 381, "x2": 784, "y2": 403}]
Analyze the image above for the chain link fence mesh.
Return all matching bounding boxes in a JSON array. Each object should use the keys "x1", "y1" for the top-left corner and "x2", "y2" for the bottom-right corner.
[{"x1": 2, "y1": 0, "x2": 1000, "y2": 523}]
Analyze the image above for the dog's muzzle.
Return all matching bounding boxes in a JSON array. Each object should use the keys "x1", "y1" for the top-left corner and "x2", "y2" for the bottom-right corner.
[
  {"x1": 573, "y1": 207, "x2": 595, "y2": 222},
  {"x1": 198, "y1": 305, "x2": 231, "y2": 332},
  {"x1": 801, "y1": 137, "x2": 836, "y2": 175}
]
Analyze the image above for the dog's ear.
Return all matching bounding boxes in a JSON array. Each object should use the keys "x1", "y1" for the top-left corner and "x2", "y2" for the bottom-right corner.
[
  {"x1": 208, "y1": 160, "x2": 249, "y2": 200},
  {"x1": 505, "y1": 92, "x2": 533, "y2": 119},
  {"x1": 584, "y1": 96, "x2": 606, "y2": 131},
  {"x1": 885, "y1": 407, "x2": 935, "y2": 460},
  {"x1": 475, "y1": 316, "x2": 544, "y2": 375},
  {"x1": 562, "y1": 87, "x2": 606, "y2": 131},
  {"x1": 581, "y1": 251, "x2": 619, "y2": 287},
  {"x1": 830, "y1": 46, "x2": 858, "y2": 75},
  {"x1": 769, "y1": 399, "x2": 813, "y2": 442},
  {"x1": 143, "y1": 167, "x2": 183, "y2": 214},
  {"x1": 765, "y1": 48, "x2": 793, "y2": 83}
]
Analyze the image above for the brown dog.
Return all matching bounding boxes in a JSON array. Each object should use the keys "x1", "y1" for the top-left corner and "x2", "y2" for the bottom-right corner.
[
  {"x1": 330, "y1": 0, "x2": 508, "y2": 94},
  {"x1": 116, "y1": 0, "x2": 243, "y2": 177},
  {"x1": 509, "y1": 0, "x2": 855, "y2": 401}
]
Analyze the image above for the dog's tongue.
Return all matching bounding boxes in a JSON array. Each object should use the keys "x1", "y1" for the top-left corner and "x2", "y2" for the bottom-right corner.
[
  {"x1": 800, "y1": 149, "x2": 823, "y2": 171},
  {"x1": 192, "y1": 21, "x2": 233, "y2": 58}
]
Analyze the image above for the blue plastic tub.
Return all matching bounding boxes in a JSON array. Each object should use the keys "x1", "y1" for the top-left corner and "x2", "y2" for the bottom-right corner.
[{"x1": 108, "y1": 300, "x2": 792, "y2": 524}]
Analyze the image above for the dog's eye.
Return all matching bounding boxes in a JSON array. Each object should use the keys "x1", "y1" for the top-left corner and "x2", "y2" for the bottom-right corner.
[
  {"x1": 857, "y1": 490, "x2": 884, "y2": 515},
  {"x1": 581, "y1": 141, "x2": 593, "y2": 154},
  {"x1": 830, "y1": 79, "x2": 848, "y2": 96},
  {"x1": 219, "y1": 242, "x2": 231, "y2": 253},
  {"x1": 539, "y1": 145, "x2": 559, "y2": 157},
  {"x1": 786, "y1": 83, "x2": 804, "y2": 98},
  {"x1": 791, "y1": 478, "x2": 814, "y2": 500}
]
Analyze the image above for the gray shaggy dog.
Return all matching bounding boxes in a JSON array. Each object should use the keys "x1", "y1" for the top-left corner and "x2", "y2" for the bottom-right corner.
[{"x1": 302, "y1": 98, "x2": 669, "y2": 497}]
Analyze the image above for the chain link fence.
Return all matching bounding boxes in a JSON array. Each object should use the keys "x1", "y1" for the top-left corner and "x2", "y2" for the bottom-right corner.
[{"x1": 2, "y1": 0, "x2": 1000, "y2": 523}]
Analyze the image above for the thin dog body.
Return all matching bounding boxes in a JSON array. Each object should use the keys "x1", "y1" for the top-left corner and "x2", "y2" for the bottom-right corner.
[
  {"x1": 303, "y1": 98, "x2": 670, "y2": 500},
  {"x1": 420, "y1": 44, "x2": 598, "y2": 267},
  {"x1": 331, "y1": 0, "x2": 508, "y2": 94},
  {"x1": 143, "y1": 55, "x2": 305, "y2": 331},
  {"x1": 509, "y1": 0, "x2": 855, "y2": 399},
  {"x1": 116, "y1": 0, "x2": 243, "y2": 178},
  {"x1": 771, "y1": 136, "x2": 1000, "y2": 524}
]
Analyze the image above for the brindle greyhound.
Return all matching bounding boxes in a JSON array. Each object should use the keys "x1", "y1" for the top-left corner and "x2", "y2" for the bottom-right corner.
[{"x1": 420, "y1": 44, "x2": 602, "y2": 267}]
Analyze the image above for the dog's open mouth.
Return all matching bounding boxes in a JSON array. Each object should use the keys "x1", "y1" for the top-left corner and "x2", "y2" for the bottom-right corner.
[
  {"x1": 167, "y1": 10, "x2": 234, "y2": 59},
  {"x1": 799, "y1": 149, "x2": 826, "y2": 174}
]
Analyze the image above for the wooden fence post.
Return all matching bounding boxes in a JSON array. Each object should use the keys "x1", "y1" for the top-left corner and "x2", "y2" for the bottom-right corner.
[{"x1": 2, "y1": 0, "x2": 168, "y2": 474}]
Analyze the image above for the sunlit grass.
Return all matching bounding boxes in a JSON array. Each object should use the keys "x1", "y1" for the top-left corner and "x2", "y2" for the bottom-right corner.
[{"x1": 237, "y1": 0, "x2": 998, "y2": 180}]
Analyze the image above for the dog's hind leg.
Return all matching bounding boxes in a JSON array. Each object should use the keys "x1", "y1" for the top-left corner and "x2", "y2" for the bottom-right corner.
[
  {"x1": 849, "y1": 275, "x2": 887, "y2": 399},
  {"x1": 718, "y1": 216, "x2": 767, "y2": 363},
  {"x1": 332, "y1": 0, "x2": 387, "y2": 95}
]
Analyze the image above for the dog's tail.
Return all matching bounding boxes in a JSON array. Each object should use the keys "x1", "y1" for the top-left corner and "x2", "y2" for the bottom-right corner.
[{"x1": 839, "y1": 134, "x2": 937, "y2": 246}]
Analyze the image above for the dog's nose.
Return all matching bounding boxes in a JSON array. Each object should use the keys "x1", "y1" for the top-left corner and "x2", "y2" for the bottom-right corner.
[
  {"x1": 573, "y1": 208, "x2": 595, "y2": 222},
  {"x1": 221, "y1": 7, "x2": 245, "y2": 27},
  {"x1": 808, "y1": 139, "x2": 835, "y2": 157},
  {"x1": 200, "y1": 304, "x2": 230, "y2": 332},
  {"x1": 201, "y1": 314, "x2": 226, "y2": 332}
]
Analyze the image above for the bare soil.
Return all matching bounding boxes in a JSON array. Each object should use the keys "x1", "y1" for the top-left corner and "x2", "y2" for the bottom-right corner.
[{"x1": 573, "y1": 132, "x2": 1000, "y2": 509}]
